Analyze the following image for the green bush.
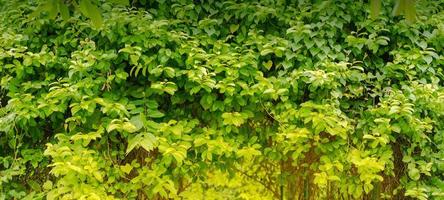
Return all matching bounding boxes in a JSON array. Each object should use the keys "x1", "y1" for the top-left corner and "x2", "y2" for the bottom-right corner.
[{"x1": 0, "y1": 0, "x2": 443, "y2": 199}]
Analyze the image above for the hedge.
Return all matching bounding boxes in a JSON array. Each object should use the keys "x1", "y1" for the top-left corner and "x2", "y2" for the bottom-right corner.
[{"x1": 0, "y1": 0, "x2": 443, "y2": 199}]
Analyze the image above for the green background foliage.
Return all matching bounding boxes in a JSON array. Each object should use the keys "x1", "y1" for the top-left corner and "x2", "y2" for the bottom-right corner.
[{"x1": 0, "y1": 0, "x2": 443, "y2": 199}]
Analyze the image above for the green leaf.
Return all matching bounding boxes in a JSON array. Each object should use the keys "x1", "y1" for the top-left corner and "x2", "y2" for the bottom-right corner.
[
  {"x1": 107, "y1": 123, "x2": 120, "y2": 132},
  {"x1": 164, "y1": 67, "x2": 175, "y2": 78},
  {"x1": 423, "y1": 56, "x2": 432, "y2": 65},
  {"x1": 59, "y1": 2, "x2": 70, "y2": 21},
  {"x1": 79, "y1": 0, "x2": 103, "y2": 28},
  {"x1": 130, "y1": 115, "x2": 144, "y2": 131},
  {"x1": 42, "y1": 181, "x2": 53, "y2": 191},
  {"x1": 260, "y1": 49, "x2": 274, "y2": 56},
  {"x1": 404, "y1": 0, "x2": 416, "y2": 23},
  {"x1": 229, "y1": 24, "x2": 239, "y2": 33},
  {"x1": 109, "y1": 0, "x2": 130, "y2": 6},
  {"x1": 120, "y1": 164, "x2": 133, "y2": 174},
  {"x1": 409, "y1": 167, "x2": 421, "y2": 181},
  {"x1": 122, "y1": 122, "x2": 137, "y2": 133},
  {"x1": 93, "y1": 171, "x2": 103, "y2": 182},
  {"x1": 236, "y1": 147, "x2": 261, "y2": 160},
  {"x1": 23, "y1": 57, "x2": 32, "y2": 66},
  {"x1": 263, "y1": 60, "x2": 273, "y2": 71},
  {"x1": 171, "y1": 151, "x2": 185, "y2": 165},
  {"x1": 393, "y1": 0, "x2": 405, "y2": 16},
  {"x1": 200, "y1": 94, "x2": 214, "y2": 110},
  {"x1": 170, "y1": 124, "x2": 183, "y2": 136},
  {"x1": 78, "y1": 0, "x2": 89, "y2": 17},
  {"x1": 164, "y1": 82, "x2": 178, "y2": 95},
  {"x1": 126, "y1": 132, "x2": 158, "y2": 154},
  {"x1": 47, "y1": 0, "x2": 59, "y2": 20},
  {"x1": 363, "y1": 183, "x2": 373, "y2": 194},
  {"x1": 370, "y1": 0, "x2": 381, "y2": 19},
  {"x1": 222, "y1": 112, "x2": 246, "y2": 127},
  {"x1": 194, "y1": 138, "x2": 206, "y2": 147},
  {"x1": 147, "y1": 110, "x2": 165, "y2": 118},
  {"x1": 28, "y1": 3, "x2": 47, "y2": 19}
]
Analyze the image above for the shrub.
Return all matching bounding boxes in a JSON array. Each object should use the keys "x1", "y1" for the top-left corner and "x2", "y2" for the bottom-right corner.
[{"x1": 0, "y1": 0, "x2": 443, "y2": 199}]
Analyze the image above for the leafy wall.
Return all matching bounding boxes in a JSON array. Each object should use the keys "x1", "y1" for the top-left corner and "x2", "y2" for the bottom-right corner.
[{"x1": 0, "y1": 0, "x2": 443, "y2": 199}]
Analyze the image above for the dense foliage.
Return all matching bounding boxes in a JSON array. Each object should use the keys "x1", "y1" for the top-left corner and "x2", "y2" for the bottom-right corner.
[{"x1": 1, "y1": 0, "x2": 444, "y2": 199}]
